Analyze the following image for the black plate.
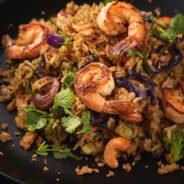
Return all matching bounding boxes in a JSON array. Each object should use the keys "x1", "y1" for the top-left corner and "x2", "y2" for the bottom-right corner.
[{"x1": 0, "y1": 0, "x2": 184, "y2": 183}]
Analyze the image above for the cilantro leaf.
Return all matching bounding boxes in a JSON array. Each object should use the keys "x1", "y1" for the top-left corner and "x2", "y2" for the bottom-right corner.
[
  {"x1": 101, "y1": 0, "x2": 116, "y2": 5},
  {"x1": 127, "y1": 49, "x2": 140, "y2": 57},
  {"x1": 77, "y1": 111, "x2": 92, "y2": 134},
  {"x1": 127, "y1": 49, "x2": 153, "y2": 75},
  {"x1": 163, "y1": 126, "x2": 184, "y2": 162},
  {"x1": 24, "y1": 105, "x2": 48, "y2": 131},
  {"x1": 36, "y1": 141, "x2": 80, "y2": 159},
  {"x1": 58, "y1": 30, "x2": 72, "y2": 46},
  {"x1": 150, "y1": 15, "x2": 168, "y2": 28},
  {"x1": 170, "y1": 14, "x2": 184, "y2": 35},
  {"x1": 25, "y1": 81, "x2": 33, "y2": 94},
  {"x1": 151, "y1": 27, "x2": 176, "y2": 45},
  {"x1": 62, "y1": 114, "x2": 81, "y2": 134},
  {"x1": 142, "y1": 50, "x2": 153, "y2": 76},
  {"x1": 53, "y1": 106, "x2": 66, "y2": 119},
  {"x1": 36, "y1": 141, "x2": 50, "y2": 156},
  {"x1": 52, "y1": 142, "x2": 81, "y2": 160},
  {"x1": 54, "y1": 88, "x2": 75, "y2": 109},
  {"x1": 150, "y1": 13, "x2": 184, "y2": 44},
  {"x1": 63, "y1": 71, "x2": 76, "y2": 88}
]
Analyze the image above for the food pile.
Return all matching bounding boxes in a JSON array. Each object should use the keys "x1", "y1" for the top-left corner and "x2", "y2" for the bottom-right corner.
[{"x1": 0, "y1": 0, "x2": 184, "y2": 174}]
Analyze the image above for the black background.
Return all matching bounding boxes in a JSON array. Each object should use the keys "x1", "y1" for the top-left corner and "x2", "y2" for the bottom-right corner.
[{"x1": 0, "y1": 0, "x2": 184, "y2": 183}]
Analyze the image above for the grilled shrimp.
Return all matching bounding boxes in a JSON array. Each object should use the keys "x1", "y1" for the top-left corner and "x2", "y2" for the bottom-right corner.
[
  {"x1": 2, "y1": 23, "x2": 50, "y2": 60},
  {"x1": 157, "y1": 16, "x2": 172, "y2": 24},
  {"x1": 162, "y1": 81, "x2": 184, "y2": 124},
  {"x1": 96, "y1": 1, "x2": 146, "y2": 58},
  {"x1": 74, "y1": 62, "x2": 143, "y2": 123}
]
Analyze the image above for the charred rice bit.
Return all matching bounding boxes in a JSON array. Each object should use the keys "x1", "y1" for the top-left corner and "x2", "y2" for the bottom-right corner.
[
  {"x1": 15, "y1": 94, "x2": 32, "y2": 129},
  {"x1": 122, "y1": 163, "x2": 132, "y2": 173},
  {"x1": 31, "y1": 154, "x2": 38, "y2": 162},
  {"x1": 19, "y1": 132, "x2": 37, "y2": 150},
  {"x1": 44, "y1": 158, "x2": 48, "y2": 166},
  {"x1": 1, "y1": 123, "x2": 8, "y2": 130},
  {"x1": 43, "y1": 166, "x2": 49, "y2": 172},
  {"x1": 56, "y1": 178, "x2": 60, "y2": 182},
  {"x1": 145, "y1": 165, "x2": 149, "y2": 169},
  {"x1": 75, "y1": 165, "x2": 99, "y2": 175},
  {"x1": 6, "y1": 98, "x2": 16, "y2": 111},
  {"x1": 71, "y1": 96, "x2": 86, "y2": 115},
  {"x1": 36, "y1": 136, "x2": 43, "y2": 147},
  {"x1": 0, "y1": 131, "x2": 12, "y2": 143},
  {"x1": 14, "y1": 131, "x2": 21, "y2": 136},
  {"x1": 157, "y1": 161, "x2": 180, "y2": 175},
  {"x1": 106, "y1": 170, "x2": 115, "y2": 178},
  {"x1": 97, "y1": 162, "x2": 104, "y2": 167}
]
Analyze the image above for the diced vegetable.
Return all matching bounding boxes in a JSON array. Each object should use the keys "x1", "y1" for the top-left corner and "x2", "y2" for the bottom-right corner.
[
  {"x1": 163, "y1": 126, "x2": 184, "y2": 162},
  {"x1": 47, "y1": 34, "x2": 65, "y2": 48},
  {"x1": 115, "y1": 122, "x2": 133, "y2": 139},
  {"x1": 63, "y1": 71, "x2": 76, "y2": 88},
  {"x1": 115, "y1": 78, "x2": 148, "y2": 98}
]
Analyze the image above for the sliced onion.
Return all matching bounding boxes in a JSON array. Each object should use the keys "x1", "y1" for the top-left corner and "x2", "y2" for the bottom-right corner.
[{"x1": 47, "y1": 34, "x2": 65, "y2": 48}]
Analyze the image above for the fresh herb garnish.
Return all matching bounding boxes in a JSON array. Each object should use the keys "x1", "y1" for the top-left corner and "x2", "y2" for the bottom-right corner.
[
  {"x1": 52, "y1": 142, "x2": 81, "y2": 159},
  {"x1": 62, "y1": 114, "x2": 81, "y2": 134},
  {"x1": 63, "y1": 71, "x2": 76, "y2": 88},
  {"x1": 36, "y1": 141, "x2": 81, "y2": 159},
  {"x1": 53, "y1": 106, "x2": 66, "y2": 119},
  {"x1": 127, "y1": 49, "x2": 141, "y2": 57},
  {"x1": 54, "y1": 88, "x2": 76, "y2": 110},
  {"x1": 61, "y1": 110, "x2": 92, "y2": 134},
  {"x1": 142, "y1": 50, "x2": 153, "y2": 76},
  {"x1": 36, "y1": 141, "x2": 50, "y2": 156},
  {"x1": 58, "y1": 30, "x2": 72, "y2": 46},
  {"x1": 151, "y1": 27, "x2": 176, "y2": 45},
  {"x1": 150, "y1": 15, "x2": 168, "y2": 28},
  {"x1": 151, "y1": 13, "x2": 184, "y2": 45},
  {"x1": 24, "y1": 105, "x2": 48, "y2": 131},
  {"x1": 77, "y1": 111, "x2": 92, "y2": 134},
  {"x1": 127, "y1": 49, "x2": 153, "y2": 75},
  {"x1": 101, "y1": 0, "x2": 116, "y2": 5},
  {"x1": 25, "y1": 81, "x2": 33, "y2": 94},
  {"x1": 163, "y1": 126, "x2": 184, "y2": 162},
  {"x1": 170, "y1": 14, "x2": 184, "y2": 35}
]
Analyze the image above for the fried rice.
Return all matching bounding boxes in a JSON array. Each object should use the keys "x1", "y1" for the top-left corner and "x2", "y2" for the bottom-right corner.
[{"x1": 0, "y1": 1, "x2": 184, "y2": 174}]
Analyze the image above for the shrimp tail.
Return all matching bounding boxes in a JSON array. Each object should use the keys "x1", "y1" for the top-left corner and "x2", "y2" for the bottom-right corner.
[
  {"x1": 103, "y1": 100, "x2": 143, "y2": 123},
  {"x1": 2, "y1": 35, "x2": 14, "y2": 47},
  {"x1": 108, "y1": 38, "x2": 137, "y2": 58}
]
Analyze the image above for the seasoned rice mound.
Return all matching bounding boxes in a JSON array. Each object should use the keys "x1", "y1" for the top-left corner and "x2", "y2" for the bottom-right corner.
[{"x1": 0, "y1": 1, "x2": 184, "y2": 174}]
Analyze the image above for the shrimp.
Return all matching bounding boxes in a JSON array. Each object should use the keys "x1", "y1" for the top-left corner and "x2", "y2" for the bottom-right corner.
[
  {"x1": 162, "y1": 86, "x2": 184, "y2": 124},
  {"x1": 96, "y1": 1, "x2": 146, "y2": 58},
  {"x1": 2, "y1": 23, "x2": 50, "y2": 60},
  {"x1": 157, "y1": 16, "x2": 172, "y2": 24},
  {"x1": 74, "y1": 62, "x2": 143, "y2": 123}
]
